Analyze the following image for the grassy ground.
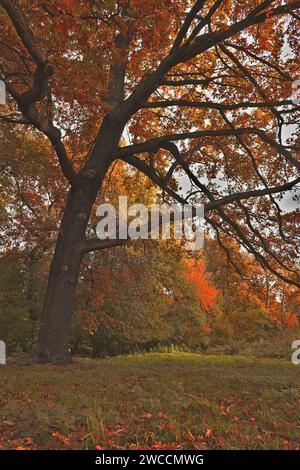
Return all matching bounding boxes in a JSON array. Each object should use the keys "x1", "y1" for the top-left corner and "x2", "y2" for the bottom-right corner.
[{"x1": 0, "y1": 353, "x2": 299, "y2": 450}]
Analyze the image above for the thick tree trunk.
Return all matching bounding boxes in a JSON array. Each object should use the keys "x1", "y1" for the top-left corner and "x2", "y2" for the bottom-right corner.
[
  {"x1": 36, "y1": 114, "x2": 125, "y2": 364},
  {"x1": 36, "y1": 185, "x2": 96, "y2": 364},
  {"x1": 37, "y1": 255, "x2": 81, "y2": 365}
]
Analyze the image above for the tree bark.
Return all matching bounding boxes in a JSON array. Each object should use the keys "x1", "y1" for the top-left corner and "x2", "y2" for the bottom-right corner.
[
  {"x1": 36, "y1": 114, "x2": 125, "y2": 364},
  {"x1": 36, "y1": 186, "x2": 94, "y2": 364}
]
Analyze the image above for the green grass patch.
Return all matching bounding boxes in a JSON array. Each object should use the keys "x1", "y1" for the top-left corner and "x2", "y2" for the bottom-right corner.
[{"x1": 0, "y1": 353, "x2": 299, "y2": 450}]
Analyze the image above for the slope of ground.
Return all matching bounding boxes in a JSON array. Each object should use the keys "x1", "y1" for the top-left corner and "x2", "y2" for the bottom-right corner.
[{"x1": 0, "y1": 353, "x2": 299, "y2": 450}]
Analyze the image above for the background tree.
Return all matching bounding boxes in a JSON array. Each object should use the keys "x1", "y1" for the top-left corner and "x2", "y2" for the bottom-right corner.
[{"x1": 0, "y1": 0, "x2": 299, "y2": 364}]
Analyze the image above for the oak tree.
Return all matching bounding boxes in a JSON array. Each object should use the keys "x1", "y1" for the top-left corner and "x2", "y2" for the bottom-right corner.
[{"x1": 0, "y1": 0, "x2": 299, "y2": 364}]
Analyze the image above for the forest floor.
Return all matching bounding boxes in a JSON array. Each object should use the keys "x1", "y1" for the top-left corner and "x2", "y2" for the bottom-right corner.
[{"x1": 0, "y1": 353, "x2": 299, "y2": 450}]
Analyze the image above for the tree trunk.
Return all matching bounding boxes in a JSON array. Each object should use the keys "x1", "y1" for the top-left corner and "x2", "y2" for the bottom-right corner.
[
  {"x1": 36, "y1": 185, "x2": 96, "y2": 364},
  {"x1": 36, "y1": 115, "x2": 125, "y2": 364}
]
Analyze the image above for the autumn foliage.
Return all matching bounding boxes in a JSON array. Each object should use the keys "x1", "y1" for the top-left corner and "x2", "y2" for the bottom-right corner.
[{"x1": 0, "y1": 0, "x2": 299, "y2": 365}]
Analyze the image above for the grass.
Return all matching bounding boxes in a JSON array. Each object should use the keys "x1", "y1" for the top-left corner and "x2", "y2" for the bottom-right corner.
[{"x1": 0, "y1": 353, "x2": 299, "y2": 450}]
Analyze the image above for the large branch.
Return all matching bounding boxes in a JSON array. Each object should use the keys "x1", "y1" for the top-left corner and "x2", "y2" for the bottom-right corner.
[
  {"x1": 0, "y1": 0, "x2": 78, "y2": 187},
  {"x1": 171, "y1": 0, "x2": 206, "y2": 51},
  {"x1": 119, "y1": 148, "x2": 300, "y2": 287},
  {"x1": 0, "y1": 0, "x2": 48, "y2": 67},
  {"x1": 80, "y1": 238, "x2": 129, "y2": 255},
  {"x1": 119, "y1": 140, "x2": 299, "y2": 221},
  {"x1": 143, "y1": 99, "x2": 293, "y2": 111},
  {"x1": 119, "y1": 127, "x2": 300, "y2": 170},
  {"x1": 206, "y1": 178, "x2": 300, "y2": 211},
  {"x1": 124, "y1": 1, "x2": 300, "y2": 117},
  {"x1": 187, "y1": 0, "x2": 224, "y2": 44},
  {"x1": 182, "y1": 1, "x2": 300, "y2": 62}
]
